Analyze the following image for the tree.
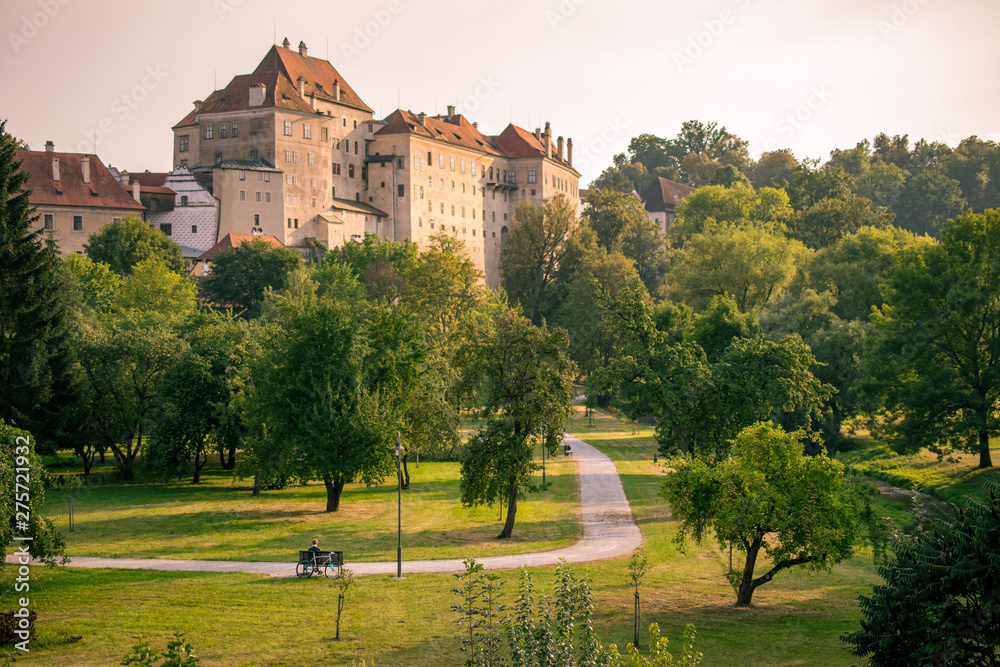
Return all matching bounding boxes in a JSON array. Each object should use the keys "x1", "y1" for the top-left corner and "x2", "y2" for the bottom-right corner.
[
  {"x1": 558, "y1": 249, "x2": 648, "y2": 377},
  {"x1": 0, "y1": 122, "x2": 73, "y2": 444},
  {"x1": 459, "y1": 310, "x2": 575, "y2": 538},
  {"x1": 663, "y1": 422, "x2": 871, "y2": 606},
  {"x1": 332, "y1": 234, "x2": 418, "y2": 303},
  {"x1": 668, "y1": 182, "x2": 791, "y2": 245},
  {"x1": 500, "y1": 195, "x2": 578, "y2": 324},
  {"x1": 619, "y1": 215, "x2": 670, "y2": 295},
  {"x1": 843, "y1": 485, "x2": 1000, "y2": 665},
  {"x1": 750, "y1": 150, "x2": 798, "y2": 189},
  {"x1": 0, "y1": 421, "x2": 65, "y2": 564},
  {"x1": 62, "y1": 254, "x2": 120, "y2": 314},
  {"x1": 591, "y1": 155, "x2": 653, "y2": 194},
  {"x1": 667, "y1": 224, "x2": 808, "y2": 313},
  {"x1": 786, "y1": 197, "x2": 892, "y2": 250},
  {"x1": 246, "y1": 273, "x2": 421, "y2": 510},
  {"x1": 147, "y1": 314, "x2": 250, "y2": 482},
  {"x1": 84, "y1": 215, "x2": 183, "y2": 276},
  {"x1": 892, "y1": 169, "x2": 967, "y2": 237},
  {"x1": 114, "y1": 257, "x2": 198, "y2": 320},
  {"x1": 583, "y1": 189, "x2": 650, "y2": 250},
  {"x1": 200, "y1": 237, "x2": 302, "y2": 317},
  {"x1": 864, "y1": 210, "x2": 1000, "y2": 468},
  {"x1": 75, "y1": 317, "x2": 185, "y2": 480}
]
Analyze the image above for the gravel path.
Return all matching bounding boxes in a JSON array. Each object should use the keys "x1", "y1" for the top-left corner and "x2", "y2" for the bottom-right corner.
[{"x1": 10, "y1": 434, "x2": 642, "y2": 578}]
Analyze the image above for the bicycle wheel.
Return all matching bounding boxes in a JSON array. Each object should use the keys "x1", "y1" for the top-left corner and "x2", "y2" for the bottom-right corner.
[
  {"x1": 324, "y1": 560, "x2": 335, "y2": 578},
  {"x1": 295, "y1": 562, "x2": 308, "y2": 578}
]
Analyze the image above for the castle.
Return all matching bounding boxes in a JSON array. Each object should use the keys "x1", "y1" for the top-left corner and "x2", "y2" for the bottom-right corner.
[{"x1": 171, "y1": 39, "x2": 582, "y2": 286}]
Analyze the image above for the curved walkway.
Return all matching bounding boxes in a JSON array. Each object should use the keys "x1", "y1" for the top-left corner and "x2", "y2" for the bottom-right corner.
[{"x1": 10, "y1": 435, "x2": 642, "y2": 578}]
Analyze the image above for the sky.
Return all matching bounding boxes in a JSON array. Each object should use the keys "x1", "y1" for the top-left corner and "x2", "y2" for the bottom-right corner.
[{"x1": 2, "y1": 0, "x2": 998, "y2": 185}]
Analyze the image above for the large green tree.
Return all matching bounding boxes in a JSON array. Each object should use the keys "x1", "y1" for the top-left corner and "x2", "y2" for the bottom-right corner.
[
  {"x1": 843, "y1": 484, "x2": 1000, "y2": 665},
  {"x1": 246, "y1": 271, "x2": 422, "y2": 510},
  {"x1": 663, "y1": 422, "x2": 874, "y2": 606},
  {"x1": 667, "y1": 224, "x2": 808, "y2": 313},
  {"x1": 0, "y1": 122, "x2": 73, "y2": 444},
  {"x1": 84, "y1": 215, "x2": 184, "y2": 276},
  {"x1": 459, "y1": 310, "x2": 575, "y2": 538},
  {"x1": 583, "y1": 189, "x2": 651, "y2": 251},
  {"x1": 864, "y1": 210, "x2": 1000, "y2": 468},
  {"x1": 501, "y1": 195, "x2": 578, "y2": 324},
  {"x1": 200, "y1": 237, "x2": 302, "y2": 318}
]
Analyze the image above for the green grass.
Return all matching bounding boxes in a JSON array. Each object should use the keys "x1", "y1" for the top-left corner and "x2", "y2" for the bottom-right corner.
[
  {"x1": 836, "y1": 434, "x2": 1000, "y2": 505},
  {"x1": 41, "y1": 449, "x2": 580, "y2": 563},
  {"x1": 5, "y1": 408, "x2": 902, "y2": 665}
]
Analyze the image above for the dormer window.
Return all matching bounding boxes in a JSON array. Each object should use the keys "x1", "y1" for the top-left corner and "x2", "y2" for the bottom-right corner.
[{"x1": 180, "y1": 195, "x2": 188, "y2": 206}]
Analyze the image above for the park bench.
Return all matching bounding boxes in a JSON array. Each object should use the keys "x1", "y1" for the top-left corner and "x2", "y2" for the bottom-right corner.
[
  {"x1": 563, "y1": 444, "x2": 572, "y2": 456},
  {"x1": 296, "y1": 550, "x2": 344, "y2": 578}
]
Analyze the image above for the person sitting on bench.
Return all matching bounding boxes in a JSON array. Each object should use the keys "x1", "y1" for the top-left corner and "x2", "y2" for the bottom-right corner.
[{"x1": 308, "y1": 539, "x2": 322, "y2": 554}]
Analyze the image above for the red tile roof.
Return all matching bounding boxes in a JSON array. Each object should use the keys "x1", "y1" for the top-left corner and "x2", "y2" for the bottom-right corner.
[
  {"x1": 377, "y1": 110, "x2": 578, "y2": 174},
  {"x1": 127, "y1": 172, "x2": 169, "y2": 187},
  {"x1": 378, "y1": 110, "x2": 504, "y2": 156},
  {"x1": 197, "y1": 233, "x2": 284, "y2": 261},
  {"x1": 16, "y1": 150, "x2": 145, "y2": 211},
  {"x1": 254, "y1": 44, "x2": 372, "y2": 113}
]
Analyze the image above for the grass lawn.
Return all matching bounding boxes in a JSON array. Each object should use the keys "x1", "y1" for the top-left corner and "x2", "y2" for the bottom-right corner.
[
  {"x1": 40, "y1": 448, "x2": 580, "y2": 563},
  {"x1": 836, "y1": 433, "x2": 1000, "y2": 505},
  {"x1": 4, "y1": 408, "x2": 900, "y2": 665}
]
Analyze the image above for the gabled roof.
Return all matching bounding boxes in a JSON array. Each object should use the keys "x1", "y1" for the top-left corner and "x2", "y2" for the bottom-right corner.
[
  {"x1": 253, "y1": 44, "x2": 372, "y2": 113},
  {"x1": 377, "y1": 110, "x2": 503, "y2": 157},
  {"x1": 640, "y1": 177, "x2": 696, "y2": 214},
  {"x1": 172, "y1": 43, "x2": 373, "y2": 129},
  {"x1": 16, "y1": 150, "x2": 146, "y2": 211},
  {"x1": 494, "y1": 125, "x2": 579, "y2": 174},
  {"x1": 127, "y1": 172, "x2": 169, "y2": 187},
  {"x1": 197, "y1": 233, "x2": 284, "y2": 261}
]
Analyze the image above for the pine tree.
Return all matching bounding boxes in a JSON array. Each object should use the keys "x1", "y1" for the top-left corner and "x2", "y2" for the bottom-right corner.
[{"x1": 0, "y1": 120, "x2": 72, "y2": 444}]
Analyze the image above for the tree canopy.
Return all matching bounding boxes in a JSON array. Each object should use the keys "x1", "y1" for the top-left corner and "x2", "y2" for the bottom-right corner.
[
  {"x1": 200, "y1": 237, "x2": 303, "y2": 318},
  {"x1": 84, "y1": 215, "x2": 184, "y2": 276}
]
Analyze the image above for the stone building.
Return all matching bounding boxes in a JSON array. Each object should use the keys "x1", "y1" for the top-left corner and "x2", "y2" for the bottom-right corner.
[
  {"x1": 171, "y1": 39, "x2": 581, "y2": 285},
  {"x1": 146, "y1": 165, "x2": 219, "y2": 252},
  {"x1": 639, "y1": 177, "x2": 695, "y2": 234},
  {"x1": 17, "y1": 142, "x2": 145, "y2": 255}
]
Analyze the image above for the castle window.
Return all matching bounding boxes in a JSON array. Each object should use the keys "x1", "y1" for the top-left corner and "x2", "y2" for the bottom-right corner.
[
  {"x1": 239, "y1": 170, "x2": 246, "y2": 181},
  {"x1": 231, "y1": 122, "x2": 239, "y2": 138},
  {"x1": 528, "y1": 170, "x2": 537, "y2": 184},
  {"x1": 43, "y1": 214, "x2": 53, "y2": 230},
  {"x1": 256, "y1": 192, "x2": 261, "y2": 203},
  {"x1": 240, "y1": 190, "x2": 246, "y2": 201},
  {"x1": 180, "y1": 196, "x2": 188, "y2": 206},
  {"x1": 284, "y1": 121, "x2": 293, "y2": 136},
  {"x1": 179, "y1": 136, "x2": 189, "y2": 152},
  {"x1": 398, "y1": 185, "x2": 405, "y2": 198},
  {"x1": 303, "y1": 123, "x2": 312, "y2": 139},
  {"x1": 322, "y1": 127, "x2": 329, "y2": 141},
  {"x1": 205, "y1": 125, "x2": 213, "y2": 140},
  {"x1": 159, "y1": 223, "x2": 172, "y2": 236},
  {"x1": 308, "y1": 153, "x2": 315, "y2": 166},
  {"x1": 265, "y1": 192, "x2": 271, "y2": 203},
  {"x1": 192, "y1": 225, "x2": 197, "y2": 234},
  {"x1": 219, "y1": 123, "x2": 228, "y2": 139}
]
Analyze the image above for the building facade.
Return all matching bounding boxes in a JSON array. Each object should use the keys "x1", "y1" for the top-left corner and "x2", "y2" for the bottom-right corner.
[
  {"x1": 171, "y1": 39, "x2": 581, "y2": 285},
  {"x1": 18, "y1": 142, "x2": 146, "y2": 255}
]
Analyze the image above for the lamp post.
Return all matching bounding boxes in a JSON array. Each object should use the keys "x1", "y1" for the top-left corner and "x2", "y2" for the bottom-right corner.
[
  {"x1": 391, "y1": 432, "x2": 404, "y2": 579},
  {"x1": 541, "y1": 420, "x2": 547, "y2": 488}
]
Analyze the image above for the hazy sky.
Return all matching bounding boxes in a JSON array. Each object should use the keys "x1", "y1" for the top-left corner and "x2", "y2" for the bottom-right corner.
[{"x1": 3, "y1": 0, "x2": 998, "y2": 184}]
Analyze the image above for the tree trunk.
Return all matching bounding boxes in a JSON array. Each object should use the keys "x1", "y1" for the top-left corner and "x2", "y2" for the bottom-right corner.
[
  {"x1": 192, "y1": 447, "x2": 206, "y2": 484},
  {"x1": 979, "y1": 429, "x2": 993, "y2": 468},
  {"x1": 252, "y1": 468, "x2": 262, "y2": 497},
  {"x1": 225, "y1": 443, "x2": 236, "y2": 470},
  {"x1": 324, "y1": 475, "x2": 346, "y2": 512},
  {"x1": 218, "y1": 448, "x2": 226, "y2": 469},
  {"x1": 98, "y1": 446, "x2": 105, "y2": 463},
  {"x1": 498, "y1": 480, "x2": 518, "y2": 538},
  {"x1": 735, "y1": 538, "x2": 762, "y2": 607},
  {"x1": 401, "y1": 452, "x2": 410, "y2": 489}
]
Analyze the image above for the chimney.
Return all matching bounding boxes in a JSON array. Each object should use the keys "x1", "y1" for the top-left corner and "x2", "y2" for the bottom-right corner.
[
  {"x1": 120, "y1": 171, "x2": 129, "y2": 186},
  {"x1": 298, "y1": 41, "x2": 308, "y2": 57},
  {"x1": 417, "y1": 112, "x2": 426, "y2": 126},
  {"x1": 309, "y1": 94, "x2": 316, "y2": 110},
  {"x1": 44, "y1": 140, "x2": 54, "y2": 153},
  {"x1": 534, "y1": 128, "x2": 542, "y2": 142},
  {"x1": 297, "y1": 77, "x2": 306, "y2": 99},
  {"x1": 51, "y1": 157, "x2": 60, "y2": 182},
  {"x1": 249, "y1": 84, "x2": 266, "y2": 107},
  {"x1": 557, "y1": 136, "x2": 565, "y2": 162},
  {"x1": 334, "y1": 79, "x2": 341, "y2": 102},
  {"x1": 447, "y1": 105, "x2": 456, "y2": 118},
  {"x1": 132, "y1": 180, "x2": 141, "y2": 203},
  {"x1": 193, "y1": 100, "x2": 204, "y2": 112},
  {"x1": 544, "y1": 122, "x2": 552, "y2": 159},
  {"x1": 473, "y1": 121, "x2": 478, "y2": 129},
  {"x1": 567, "y1": 138, "x2": 574, "y2": 166},
  {"x1": 282, "y1": 37, "x2": 290, "y2": 48},
  {"x1": 81, "y1": 155, "x2": 91, "y2": 184}
]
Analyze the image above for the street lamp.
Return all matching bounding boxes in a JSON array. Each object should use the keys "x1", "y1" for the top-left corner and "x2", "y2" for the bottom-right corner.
[
  {"x1": 391, "y1": 432, "x2": 404, "y2": 579},
  {"x1": 541, "y1": 420, "x2": 547, "y2": 488}
]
